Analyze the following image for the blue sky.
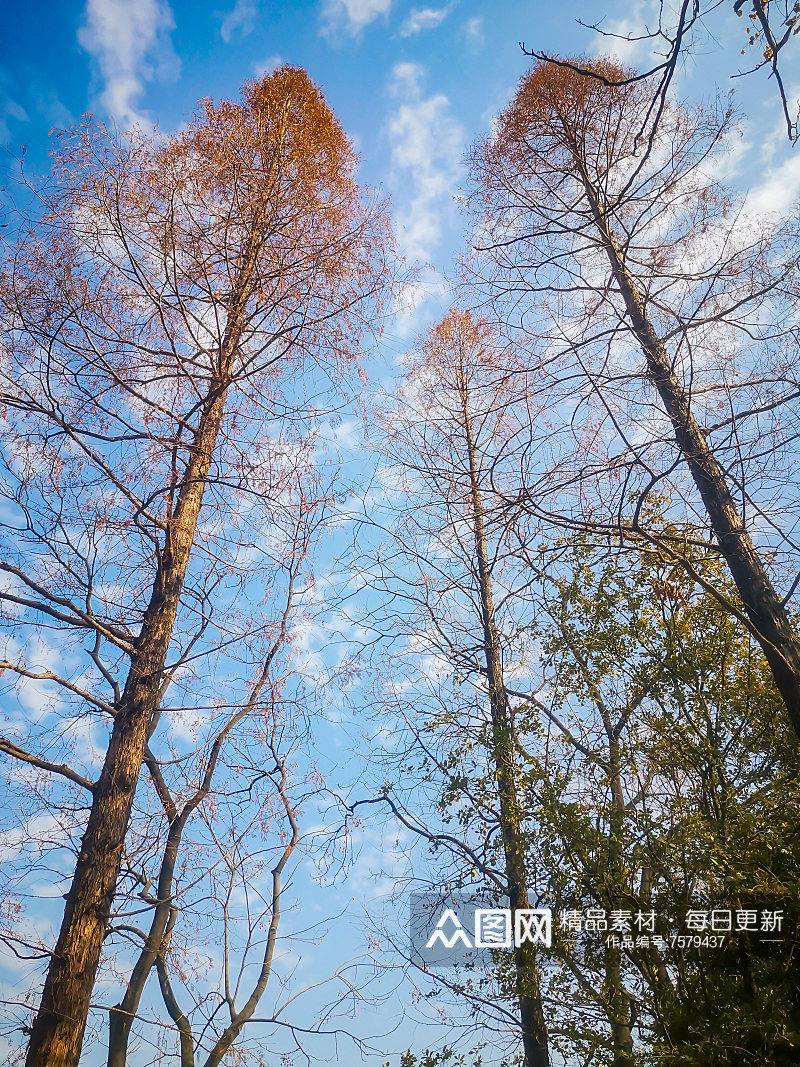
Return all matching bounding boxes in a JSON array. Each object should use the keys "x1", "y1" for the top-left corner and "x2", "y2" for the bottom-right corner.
[
  {"x1": 2, "y1": 2, "x2": 800, "y2": 1064},
  {"x1": 5, "y1": 0, "x2": 798, "y2": 343}
]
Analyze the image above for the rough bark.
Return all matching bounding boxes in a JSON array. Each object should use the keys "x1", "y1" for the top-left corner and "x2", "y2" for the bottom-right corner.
[
  {"x1": 460, "y1": 364, "x2": 550, "y2": 1067},
  {"x1": 25, "y1": 266, "x2": 254, "y2": 1067},
  {"x1": 107, "y1": 576, "x2": 296, "y2": 1067},
  {"x1": 577, "y1": 160, "x2": 800, "y2": 742}
]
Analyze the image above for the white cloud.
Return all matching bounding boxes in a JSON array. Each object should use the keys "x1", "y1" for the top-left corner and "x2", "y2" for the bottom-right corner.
[
  {"x1": 390, "y1": 59, "x2": 424, "y2": 97},
  {"x1": 463, "y1": 15, "x2": 484, "y2": 46},
  {"x1": 589, "y1": 0, "x2": 654, "y2": 63},
  {"x1": 390, "y1": 273, "x2": 450, "y2": 339},
  {"x1": 0, "y1": 67, "x2": 29, "y2": 144},
  {"x1": 220, "y1": 0, "x2": 258, "y2": 42},
  {"x1": 16, "y1": 635, "x2": 67, "y2": 722},
  {"x1": 400, "y1": 3, "x2": 453, "y2": 37},
  {"x1": 291, "y1": 617, "x2": 328, "y2": 681},
  {"x1": 746, "y1": 153, "x2": 800, "y2": 218},
  {"x1": 4, "y1": 100, "x2": 28, "y2": 124},
  {"x1": 386, "y1": 61, "x2": 464, "y2": 265},
  {"x1": 0, "y1": 812, "x2": 71, "y2": 864},
  {"x1": 78, "y1": 0, "x2": 180, "y2": 129},
  {"x1": 35, "y1": 91, "x2": 74, "y2": 133},
  {"x1": 320, "y1": 0, "x2": 392, "y2": 38},
  {"x1": 253, "y1": 53, "x2": 283, "y2": 77},
  {"x1": 755, "y1": 80, "x2": 800, "y2": 167}
]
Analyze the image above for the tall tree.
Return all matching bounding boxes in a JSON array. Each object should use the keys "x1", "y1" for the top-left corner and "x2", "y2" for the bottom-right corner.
[
  {"x1": 468, "y1": 58, "x2": 800, "y2": 741},
  {"x1": 0, "y1": 66, "x2": 392, "y2": 1067},
  {"x1": 528, "y1": 1, "x2": 800, "y2": 143},
  {"x1": 365, "y1": 310, "x2": 550, "y2": 1067},
  {"x1": 105, "y1": 470, "x2": 326, "y2": 1067}
]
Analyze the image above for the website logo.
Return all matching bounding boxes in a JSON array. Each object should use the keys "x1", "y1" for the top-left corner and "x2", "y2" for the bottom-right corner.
[{"x1": 411, "y1": 894, "x2": 551, "y2": 967}]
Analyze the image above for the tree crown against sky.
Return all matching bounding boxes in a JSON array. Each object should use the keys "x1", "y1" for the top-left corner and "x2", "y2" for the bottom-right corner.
[
  {"x1": 0, "y1": 64, "x2": 397, "y2": 1067},
  {"x1": 528, "y1": 0, "x2": 800, "y2": 142},
  {"x1": 0, "y1": 65, "x2": 394, "y2": 822},
  {"x1": 517, "y1": 532, "x2": 800, "y2": 1065},
  {"x1": 2, "y1": 4, "x2": 800, "y2": 1066},
  {"x1": 356, "y1": 310, "x2": 553, "y2": 1067},
  {"x1": 360, "y1": 302, "x2": 800, "y2": 1065},
  {"x1": 0, "y1": 62, "x2": 393, "y2": 704},
  {"x1": 465, "y1": 57, "x2": 800, "y2": 733}
]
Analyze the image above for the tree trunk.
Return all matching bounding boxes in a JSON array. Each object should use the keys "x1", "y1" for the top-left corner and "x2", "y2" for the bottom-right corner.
[
  {"x1": 604, "y1": 737, "x2": 635, "y2": 1067},
  {"x1": 107, "y1": 811, "x2": 188, "y2": 1067},
  {"x1": 577, "y1": 162, "x2": 800, "y2": 742},
  {"x1": 25, "y1": 257, "x2": 257, "y2": 1067},
  {"x1": 156, "y1": 949, "x2": 195, "y2": 1067},
  {"x1": 26, "y1": 392, "x2": 226, "y2": 1067},
  {"x1": 460, "y1": 365, "x2": 550, "y2": 1067},
  {"x1": 107, "y1": 595, "x2": 292, "y2": 1067}
]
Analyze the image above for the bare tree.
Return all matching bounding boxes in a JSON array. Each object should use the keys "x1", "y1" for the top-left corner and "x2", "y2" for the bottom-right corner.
[
  {"x1": 467, "y1": 58, "x2": 800, "y2": 742},
  {"x1": 526, "y1": 1, "x2": 800, "y2": 142},
  {"x1": 104, "y1": 470, "x2": 325, "y2": 1067},
  {"x1": 0, "y1": 65, "x2": 393, "y2": 1067},
  {"x1": 140, "y1": 657, "x2": 391, "y2": 1067},
  {"x1": 149, "y1": 695, "x2": 307, "y2": 1067},
  {"x1": 359, "y1": 310, "x2": 550, "y2": 1067}
]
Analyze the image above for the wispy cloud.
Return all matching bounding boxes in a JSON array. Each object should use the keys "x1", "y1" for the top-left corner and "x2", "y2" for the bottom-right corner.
[
  {"x1": 746, "y1": 153, "x2": 800, "y2": 218},
  {"x1": 0, "y1": 70, "x2": 28, "y2": 144},
  {"x1": 589, "y1": 0, "x2": 655, "y2": 63},
  {"x1": 400, "y1": 3, "x2": 453, "y2": 37},
  {"x1": 463, "y1": 15, "x2": 484, "y2": 47},
  {"x1": 253, "y1": 53, "x2": 283, "y2": 77},
  {"x1": 78, "y1": 0, "x2": 180, "y2": 129},
  {"x1": 386, "y1": 61, "x2": 464, "y2": 265},
  {"x1": 383, "y1": 62, "x2": 463, "y2": 333},
  {"x1": 220, "y1": 0, "x2": 259, "y2": 42},
  {"x1": 320, "y1": 0, "x2": 392, "y2": 38},
  {"x1": 35, "y1": 91, "x2": 74, "y2": 134}
]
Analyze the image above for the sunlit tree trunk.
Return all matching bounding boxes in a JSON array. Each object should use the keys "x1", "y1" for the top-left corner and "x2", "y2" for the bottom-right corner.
[
  {"x1": 27, "y1": 274, "x2": 252, "y2": 1067},
  {"x1": 576, "y1": 162, "x2": 800, "y2": 741},
  {"x1": 2, "y1": 64, "x2": 391, "y2": 1067},
  {"x1": 460, "y1": 362, "x2": 550, "y2": 1067}
]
